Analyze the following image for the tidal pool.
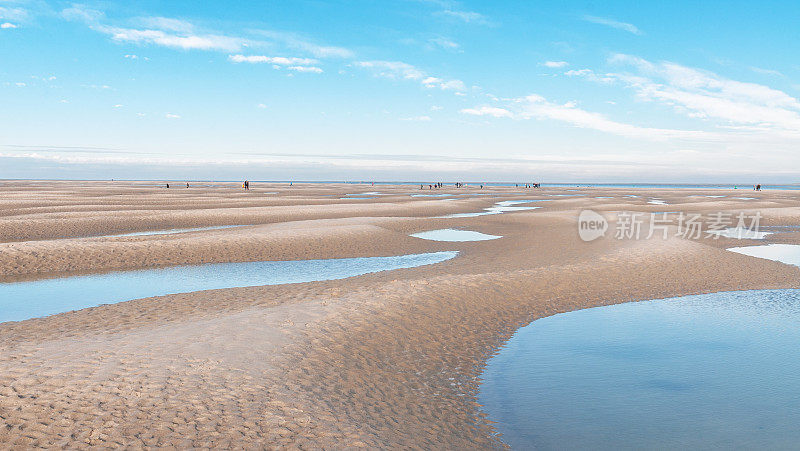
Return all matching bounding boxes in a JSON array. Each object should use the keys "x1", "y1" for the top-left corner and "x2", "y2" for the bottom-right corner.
[
  {"x1": 107, "y1": 225, "x2": 243, "y2": 237},
  {"x1": 728, "y1": 243, "x2": 800, "y2": 265},
  {"x1": 479, "y1": 289, "x2": 800, "y2": 449},
  {"x1": 410, "y1": 229, "x2": 501, "y2": 242},
  {"x1": 438, "y1": 200, "x2": 545, "y2": 218},
  {"x1": 707, "y1": 227, "x2": 772, "y2": 240},
  {"x1": 0, "y1": 251, "x2": 458, "y2": 323}
]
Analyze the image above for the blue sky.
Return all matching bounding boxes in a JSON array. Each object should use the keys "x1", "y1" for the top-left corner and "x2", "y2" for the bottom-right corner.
[{"x1": 2, "y1": 0, "x2": 800, "y2": 182}]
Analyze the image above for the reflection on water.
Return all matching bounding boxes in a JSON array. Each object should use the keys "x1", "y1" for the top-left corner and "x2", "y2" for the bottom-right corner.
[
  {"x1": 410, "y1": 228, "x2": 501, "y2": 242},
  {"x1": 0, "y1": 251, "x2": 458, "y2": 323},
  {"x1": 107, "y1": 225, "x2": 243, "y2": 237},
  {"x1": 438, "y1": 200, "x2": 545, "y2": 218},
  {"x1": 479, "y1": 289, "x2": 800, "y2": 450},
  {"x1": 728, "y1": 243, "x2": 800, "y2": 265}
]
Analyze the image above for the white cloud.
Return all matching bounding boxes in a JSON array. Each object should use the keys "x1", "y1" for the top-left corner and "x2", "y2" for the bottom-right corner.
[
  {"x1": 1, "y1": 22, "x2": 17, "y2": 29},
  {"x1": 15, "y1": 82, "x2": 26, "y2": 87},
  {"x1": 137, "y1": 17, "x2": 194, "y2": 33},
  {"x1": 429, "y1": 37, "x2": 460, "y2": 50},
  {"x1": 355, "y1": 60, "x2": 465, "y2": 91},
  {"x1": 251, "y1": 30, "x2": 354, "y2": 58},
  {"x1": 62, "y1": 8, "x2": 249, "y2": 52},
  {"x1": 61, "y1": 5, "x2": 104, "y2": 23},
  {"x1": 422, "y1": 76, "x2": 466, "y2": 91},
  {"x1": 401, "y1": 115, "x2": 432, "y2": 121},
  {"x1": 750, "y1": 66, "x2": 783, "y2": 77},
  {"x1": 288, "y1": 65, "x2": 323, "y2": 73},
  {"x1": 124, "y1": 54, "x2": 138, "y2": 59},
  {"x1": 583, "y1": 15, "x2": 642, "y2": 35},
  {"x1": 419, "y1": 0, "x2": 489, "y2": 24},
  {"x1": 542, "y1": 61, "x2": 568, "y2": 68},
  {"x1": 228, "y1": 54, "x2": 318, "y2": 65},
  {"x1": 460, "y1": 106, "x2": 513, "y2": 118},
  {"x1": 257, "y1": 103, "x2": 267, "y2": 109},
  {"x1": 462, "y1": 95, "x2": 715, "y2": 141},
  {"x1": 564, "y1": 68, "x2": 616, "y2": 84},
  {"x1": 66, "y1": 8, "x2": 352, "y2": 63},
  {"x1": 113, "y1": 104, "x2": 123, "y2": 108},
  {"x1": 0, "y1": 6, "x2": 28, "y2": 22},
  {"x1": 437, "y1": 9, "x2": 487, "y2": 24},
  {"x1": 165, "y1": 113, "x2": 181, "y2": 119},
  {"x1": 603, "y1": 54, "x2": 800, "y2": 131},
  {"x1": 95, "y1": 25, "x2": 246, "y2": 51},
  {"x1": 355, "y1": 61, "x2": 424, "y2": 80}
]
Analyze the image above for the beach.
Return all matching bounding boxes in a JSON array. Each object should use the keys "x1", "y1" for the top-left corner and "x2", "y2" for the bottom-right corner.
[{"x1": 1, "y1": 181, "x2": 799, "y2": 448}]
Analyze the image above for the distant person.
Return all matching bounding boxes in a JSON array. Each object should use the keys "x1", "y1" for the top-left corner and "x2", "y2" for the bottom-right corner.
[
  {"x1": 186, "y1": 182, "x2": 189, "y2": 188},
  {"x1": 756, "y1": 184, "x2": 762, "y2": 191},
  {"x1": 166, "y1": 183, "x2": 170, "y2": 188}
]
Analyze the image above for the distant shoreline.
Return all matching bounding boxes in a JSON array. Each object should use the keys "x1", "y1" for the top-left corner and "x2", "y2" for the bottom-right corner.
[{"x1": 1, "y1": 178, "x2": 798, "y2": 190}]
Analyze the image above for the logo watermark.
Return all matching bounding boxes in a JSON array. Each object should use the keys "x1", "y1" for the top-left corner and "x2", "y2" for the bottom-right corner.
[
  {"x1": 578, "y1": 210, "x2": 608, "y2": 241},
  {"x1": 578, "y1": 210, "x2": 763, "y2": 241}
]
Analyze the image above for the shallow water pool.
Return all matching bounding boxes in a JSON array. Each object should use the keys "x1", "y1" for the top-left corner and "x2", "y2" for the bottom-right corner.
[
  {"x1": 728, "y1": 243, "x2": 800, "y2": 265},
  {"x1": 0, "y1": 251, "x2": 458, "y2": 323},
  {"x1": 479, "y1": 289, "x2": 800, "y2": 449},
  {"x1": 438, "y1": 200, "x2": 545, "y2": 218},
  {"x1": 410, "y1": 229, "x2": 501, "y2": 242},
  {"x1": 107, "y1": 225, "x2": 243, "y2": 237}
]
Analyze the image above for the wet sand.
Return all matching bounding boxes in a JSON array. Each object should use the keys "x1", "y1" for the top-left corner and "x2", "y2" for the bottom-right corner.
[{"x1": 1, "y1": 181, "x2": 799, "y2": 448}]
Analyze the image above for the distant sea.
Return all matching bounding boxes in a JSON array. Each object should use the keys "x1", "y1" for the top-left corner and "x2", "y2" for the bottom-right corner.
[
  {"x1": 26, "y1": 179, "x2": 797, "y2": 190},
  {"x1": 248, "y1": 181, "x2": 800, "y2": 190}
]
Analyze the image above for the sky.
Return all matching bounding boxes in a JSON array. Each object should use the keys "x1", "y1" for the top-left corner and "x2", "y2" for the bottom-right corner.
[{"x1": 2, "y1": 0, "x2": 800, "y2": 182}]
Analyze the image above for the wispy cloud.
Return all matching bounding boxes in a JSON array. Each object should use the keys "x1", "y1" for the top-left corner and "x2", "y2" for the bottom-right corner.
[
  {"x1": 165, "y1": 113, "x2": 181, "y2": 119},
  {"x1": 61, "y1": 5, "x2": 104, "y2": 23},
  {"x1": 288, "y1": 65, "x2": 322, "y2": 73},
  {"x1": 583, "y1": 15, "x2": 642, "y2": 35},
  {"x1": 136, "y1": 16, "x2": 194, "y2": 33},
  {"x1": 428, "y1": 36, "x2": 460, "y2": 51},
  {"x1": 94, "y1": 25, "x2": 247, "y2": 51},
  {"x1": 229, "y1": 54, "x2": 318, "y2": 65},
  {"x1": 462, "y1": 94, "x2": 716, "y2": 141},
  {"x1": 250, "y1": 30, "x2": 353, "y2": 58},
  {"x1": 401, "y1": 115, "x2": 432, "y2": 121},
  {"x1": 602, "y1": 54, "x2": 800, "y2": 131},
  {"x1": 542, "y1": 61, "x2": 569, "y2": 68},
  {"x1": 1, "y1": 22, "x2": 17, "y2": 29},
  {"x1": 437, "y1": 9, "x2": 486, "y2": 24},
  {"x1": 0, "y1": 5, "x2": 28, "y2": 22},
  {"x1": 750, "y1": 66, "x2": 784, "y2": 77},
  {"x1": 355, "y1": 60, "x2": 465, "y2": 91},
  {"x1": 461, "y1": 106, "x2": 513, "y2": 118},
  {"x1": 62, "y1": 5, "x2": 249, "y2": 51},
  {"x1": 419, "y1": 0, "x2": 490, "y2": 25}
]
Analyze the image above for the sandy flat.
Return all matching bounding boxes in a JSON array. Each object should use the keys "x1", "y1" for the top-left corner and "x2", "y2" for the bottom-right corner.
[{"x1": 1, "y1": 181, "x2": 799, "y2": 448}]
